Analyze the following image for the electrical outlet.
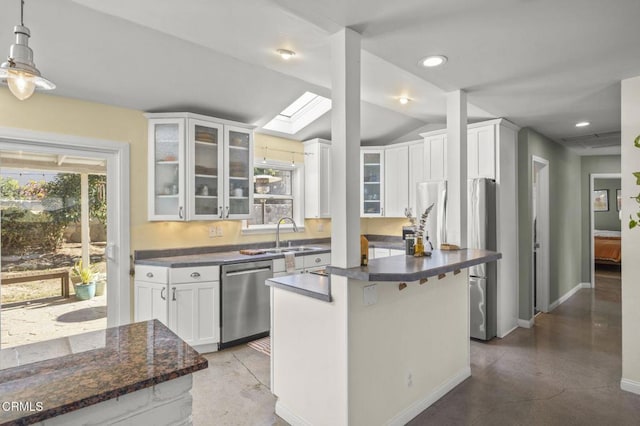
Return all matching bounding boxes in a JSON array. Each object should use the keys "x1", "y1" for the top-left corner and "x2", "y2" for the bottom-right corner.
[
  {"x1": 209, "y1": 226, "x2": 216, "y2": 238},
  {"x1": 216, "y1": 225, "x2": 223, "y2": 237},
  {"x1": 317, "y1": 221, "x2": 324, "y2": 232},
  {"x1": 363, "y1": 284, "x2": 377, "y2": 306}
]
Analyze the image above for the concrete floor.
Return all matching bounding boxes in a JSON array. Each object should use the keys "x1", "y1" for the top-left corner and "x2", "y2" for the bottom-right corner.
[
  {"x1": 1, "y1": 294, "x2": 107, "y2": 349},
  {"x1": 192, "y1": 266, "x2": 640, "y2": 425}
]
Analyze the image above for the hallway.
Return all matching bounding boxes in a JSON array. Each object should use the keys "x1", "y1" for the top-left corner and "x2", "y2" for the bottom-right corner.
[{"x1": 410, "y1": 266, "x2": 640, "y2": 425}]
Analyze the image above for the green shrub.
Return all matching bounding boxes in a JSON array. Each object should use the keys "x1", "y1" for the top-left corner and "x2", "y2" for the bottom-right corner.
[{"x1": 1, "y1": 208, "x2": 65, "y2": 255}]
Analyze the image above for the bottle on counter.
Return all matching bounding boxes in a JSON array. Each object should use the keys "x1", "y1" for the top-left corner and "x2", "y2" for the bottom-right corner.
[
  {"x1": 405, "y1": 233, "x2": 415, "y2": 255},
  {"x1": 360, "y1": 235, "x2": 369, "y2": 266}
]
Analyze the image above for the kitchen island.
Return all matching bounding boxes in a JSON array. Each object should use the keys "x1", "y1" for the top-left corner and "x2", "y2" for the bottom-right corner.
[
  {"x1": 0, "y1": 320, "x2": 207, "y2": 425},
  {"x1": 267, "y1": 249, "x2": 500, "y2": 426}
]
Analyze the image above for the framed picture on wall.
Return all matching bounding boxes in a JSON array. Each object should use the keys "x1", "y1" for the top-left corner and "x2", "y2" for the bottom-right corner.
[
  {"x1": 617, "y1": 189, "x2": 622, "y2": 211},
  {"x1": 593, "y1": 189, "x2": 609, "y2": 211}
]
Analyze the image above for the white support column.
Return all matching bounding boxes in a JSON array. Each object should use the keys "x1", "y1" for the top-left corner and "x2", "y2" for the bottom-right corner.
[
  {"x1": 81, "y1": 173, "x2": 90, "y2": 267},
  {"x1": 446, "y1": 90, "x2": 468, "y2": 247},
  {"x1": 330, "y1": 28, "x2": 361, "y2": 268}
]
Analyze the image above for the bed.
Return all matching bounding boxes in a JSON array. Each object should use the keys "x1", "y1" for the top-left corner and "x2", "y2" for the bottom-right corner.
[{"x1": 594, "y1": 230, "x2": 621, "y2": 264}]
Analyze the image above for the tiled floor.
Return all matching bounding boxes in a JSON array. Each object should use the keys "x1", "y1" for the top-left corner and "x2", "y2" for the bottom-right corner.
[{"x1": 192, "y1": 266, "x2": 640, "y2": 425}]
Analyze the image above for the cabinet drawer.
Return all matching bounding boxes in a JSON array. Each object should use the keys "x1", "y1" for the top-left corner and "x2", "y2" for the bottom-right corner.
[
  {"x1": 303, "y1": 253, "x2": 331, "y2": 268},
  {"x1": 170, "y1": 265, "x2": 220, "y2": 283},
  {"x1": 273, "y1": 257, "x2": 303, "y2": 273},
  {"x1": 135, "y1": 265, "x2": 168, "y2": 283}
]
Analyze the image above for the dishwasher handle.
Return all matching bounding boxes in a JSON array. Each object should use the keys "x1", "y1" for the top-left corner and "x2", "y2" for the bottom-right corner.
[{"x1": 224, "y1": 267, "x2": 272, "y2": 277}]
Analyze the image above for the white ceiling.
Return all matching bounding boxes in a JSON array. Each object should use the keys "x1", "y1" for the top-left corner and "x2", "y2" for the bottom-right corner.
[{"x1": 2, "y1": 0, "x2": 639, "y2": 153}]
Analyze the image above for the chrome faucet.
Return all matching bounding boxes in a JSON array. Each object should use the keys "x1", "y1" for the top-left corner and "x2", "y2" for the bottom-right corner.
[{"x1": 276, "y1": 216, "x2": 299, "y2": 249}]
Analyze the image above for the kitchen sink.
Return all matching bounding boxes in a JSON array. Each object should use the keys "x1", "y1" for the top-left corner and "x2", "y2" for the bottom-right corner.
[{"x1": 263, "y1": 246, "x2": 319, "y2": 254}]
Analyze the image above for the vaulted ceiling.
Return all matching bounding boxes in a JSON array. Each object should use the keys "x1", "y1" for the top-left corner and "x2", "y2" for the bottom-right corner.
[{"x1": 3, "y1": 0, "x2": 639, "y2": 154}]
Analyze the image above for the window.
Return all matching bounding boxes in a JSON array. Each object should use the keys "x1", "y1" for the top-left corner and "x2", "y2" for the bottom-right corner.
[{"x1": 243, "y1": 160, "x2": 304, "y2": 233}]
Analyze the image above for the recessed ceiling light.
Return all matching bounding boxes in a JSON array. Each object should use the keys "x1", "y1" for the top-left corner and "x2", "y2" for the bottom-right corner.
[
  {"x1": 276, "y1": 48, "x2": 296, "y2": 60},
  {"x1": 420, "y1": 55, "x2": 447, "y2": 68},
  {"x1": 575, "y1": 121, "x2": 590, "y2": 127},
  {"x1": 398, "y1": 96, "x2": 410, "y2": 105}
]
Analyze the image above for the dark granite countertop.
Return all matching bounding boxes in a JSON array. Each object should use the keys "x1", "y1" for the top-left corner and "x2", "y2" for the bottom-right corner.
[
  {"x1": 266, "y1": 273, "x2": 332, "y2": 302},
  {"x1": 0, "y1": 320, "x2": 207, "y2": 425},
  {"x1": 327, "y1": 249, "x2": 501, "y2": 282},
  {"x1": 135, "y1": 244, "x2": 331, "y2": 268}
]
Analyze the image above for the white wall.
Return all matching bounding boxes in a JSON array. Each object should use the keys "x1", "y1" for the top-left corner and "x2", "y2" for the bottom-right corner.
[{"x1": 620, "y1": 76, "x2": 640, "y2": 394}]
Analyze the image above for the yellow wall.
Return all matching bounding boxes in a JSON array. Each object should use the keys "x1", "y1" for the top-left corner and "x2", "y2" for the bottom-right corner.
[{"x1": 0, "y1": 89, "x2": 331, "y2": 253}]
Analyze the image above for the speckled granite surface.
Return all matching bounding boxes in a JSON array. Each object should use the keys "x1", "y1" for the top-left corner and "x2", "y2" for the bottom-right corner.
[
  {"x1": 0, "y1": 320, "x2": 207, "y2": 425},
  {"x1": 267, "y1": 273, "x2": 331, "y2": 302}
]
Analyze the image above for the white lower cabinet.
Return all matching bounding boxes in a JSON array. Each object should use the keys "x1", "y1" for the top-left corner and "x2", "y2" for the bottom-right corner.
[{"x1": 135, "y1": 265, "x2": 220, "y2": 352}]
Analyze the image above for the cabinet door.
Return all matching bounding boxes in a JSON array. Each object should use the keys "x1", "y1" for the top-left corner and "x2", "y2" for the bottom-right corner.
[
  {"x1": 476, "y1": 125, "x2": 495, "y2": 179},
  {"x1": 384, "y1": 145, "x2": 409, "y2": 217},
  {"x1": 224, "y1": 125, "x2": 253, "y2": 219},
  {"x1": 318, "y1": 143, "x2": 332, "y2": 218},
  {"x1": 468, "y1": 125, "x2": 495, "y2": 179},
  {"x1": 408, "y1": 141, "x2": 425, "y2": 216},
  {"x1": 134, "y1": 281, "x2": 169, "y2": 326},
  {"x1": 303, "y1": 140, "x2": 331, "y2": 218},
  {"x1": 425, "y1": 134, "x2": 447, "y2": 180},
  {"x1": 188, "y1": 119, "x2": 224, "y2": 220},
  {"x1": 361, "y1": 150, "x2": 384, "y2": 217},
  {"x1": 169, "y1": 282, "x2": 219, "y2": 346},
  {"x1": 148, "y1": 119, "x2": 186, "y2": 221}
]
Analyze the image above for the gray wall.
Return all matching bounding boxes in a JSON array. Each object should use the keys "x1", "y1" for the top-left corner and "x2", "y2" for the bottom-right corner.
[
  {"x1": 579, "y1": 156, "x2": 621, "y2": 282},
  {"x1": 594, "y1": 178, "x2": 621, "y2": 231},
  {"x1": 518, "y1": 128, "x2": 582, "y2": 320}
]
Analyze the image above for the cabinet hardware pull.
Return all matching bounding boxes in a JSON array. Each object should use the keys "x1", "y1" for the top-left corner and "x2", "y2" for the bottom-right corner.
[
  {"x1": 190, "y1": 272, "x2": 201, "y2": 278},
  {"x1": 146, "y1": 272, "x2": 153, "y2": 278},
  {"x1": 381, "y1": 207, "x2": 384, "y2": 215},
  {"x1": 219, "y1": 208, "x2": 223, "y2": 219},
  {"x1": 160, "y1": 287, "x2": 166, "y2": 300},
  {"x1": 172, "y1": 287, "x2": 177, "y2": 301},
  {"x1": 179, "y1": 206, "x2": 184, "y2": 219},
  {"x1": 225, "y1": 206, "x2": 230, "y2": 218},
  {"x1": 315, "y1": 258, "x2": 321, "y2": 263}
]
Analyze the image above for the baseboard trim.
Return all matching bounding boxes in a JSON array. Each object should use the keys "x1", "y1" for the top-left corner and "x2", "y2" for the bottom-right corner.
[
  {"x1": 549, "y1": 282, "x2": 590, "y2": 311},
  {"x1": 621, "y1": 378, "x2": 640, "y2": 395},
  {"x1": 499, "y1": 324, "x2": 519, "y2": 337},
  {"x1": 517, "y1": 318, "x2": 534, "y2": 328},
  {"x1": 387, "y1": 366, "x2": 471, "y2": 426},
  {"x1": 275, "y1": 400, "x2": 313, "y2": 426}
]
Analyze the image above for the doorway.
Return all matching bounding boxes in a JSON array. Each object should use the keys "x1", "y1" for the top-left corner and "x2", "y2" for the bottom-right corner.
[
  {"x1": 590, "y1": 173, "x2": 622, "y2": 288},
  {"x1": 532, "y1": 156, "x2": 550, "y2": 314},
  {"x1": 0, "y1": 127, "x2": 130, "y2": 348}
]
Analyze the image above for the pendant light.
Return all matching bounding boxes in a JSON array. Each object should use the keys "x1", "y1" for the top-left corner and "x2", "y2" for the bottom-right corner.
[{"x1": 0, "y1": 0, "x2": 55, "y2": 100}]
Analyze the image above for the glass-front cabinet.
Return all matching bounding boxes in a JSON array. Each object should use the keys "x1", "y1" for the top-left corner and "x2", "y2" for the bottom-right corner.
[
  {"x1": 147, "y1": 113, "x2": 254, "y2": 221},
  {"x1": 149, "y1": 119, "x2": 186, "y2": 220},
  {"x1": 224, "y1": 125, "x2": 253, "y2": 219},
  {"x1": 188, "y1": 120, "x2": 224, "y2": 220},
  {"x1": 360, "y1": 149, "x2": 384, "y2": 217}
]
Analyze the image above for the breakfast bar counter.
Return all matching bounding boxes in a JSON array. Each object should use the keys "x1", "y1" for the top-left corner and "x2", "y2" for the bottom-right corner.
[
  {"x1": 0, "y1": 320, "x2": 207, "y2": 425},
  {"x1": 270, "y1": 249, "x2": 501, "y2": 425}
]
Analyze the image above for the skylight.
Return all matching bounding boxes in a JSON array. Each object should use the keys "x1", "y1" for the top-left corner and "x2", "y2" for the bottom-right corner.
[{"x1": 263, "y1": 91, "x2": 331, "y2": 135}]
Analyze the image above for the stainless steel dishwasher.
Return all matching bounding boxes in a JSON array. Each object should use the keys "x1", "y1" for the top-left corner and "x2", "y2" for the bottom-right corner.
[{"x1": 220, "y1": 260, "x2": 273, "y2": 348}]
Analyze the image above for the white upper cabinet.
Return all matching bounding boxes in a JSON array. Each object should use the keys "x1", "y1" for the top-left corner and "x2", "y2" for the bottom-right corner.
[
  {"x1": 148, "y1": 118, "x2": 186, "y2": 221},
  {"x1": 361, "y1": 149, "x2": 385, "y2": 217},
  {"x1": 408, "y1": 140, "x2": 425, "y2": 216},
  {"x1": 468, "y1": 124, "x2": 496, "y2": 179},
  {"x1": 146, "y1": 113, "x2": 254, "y2": 221},
  {"x1": 304, "y1": 138, "x2": 331, "y2": 218},
  {"x1": 422, "y1": 133, "x2": 447, "y2": 181},
  {"x1": 384, "y1": 145, "x2": 409, "y2": 218}
]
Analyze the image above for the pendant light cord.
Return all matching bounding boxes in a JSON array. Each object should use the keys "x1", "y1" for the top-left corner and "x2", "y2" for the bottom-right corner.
[{"x1": 20, "y1": 0, "x2": 25, "y2": 25}]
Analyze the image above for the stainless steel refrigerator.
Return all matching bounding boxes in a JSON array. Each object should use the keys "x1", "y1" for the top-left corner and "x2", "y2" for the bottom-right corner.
[
  {"x1": 416, "y1": 180, "x2": 447, "y2": 249},
  {"x1": 468, "y1": 178, "x2": 497, "y2": 340}
]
